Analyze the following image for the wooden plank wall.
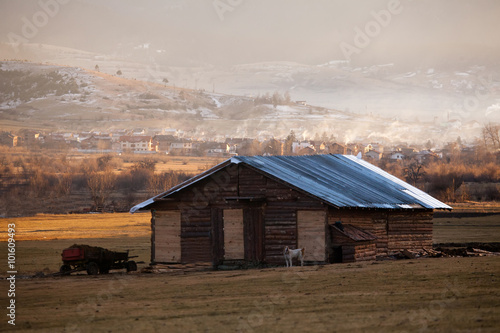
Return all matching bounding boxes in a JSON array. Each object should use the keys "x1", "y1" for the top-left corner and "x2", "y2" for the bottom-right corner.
[
  {"x1": 243, "y1": 208, "x2": 264, "y2": 262},
  {"x1": 151, "y1": 163, "x2": 434, "y2": 266},
  {"x1": 328, "y1": 209, "x2": 388, "y2": 256},
  {"x1": 264, "y1": 205, "x2": 296, "y2": 264},
  {"x1": 259, "y1": 167, "x2": 325, "y2": 265},
  {"x1": 181, "y1": 207, "x2": 212, "y2": 263},
  {"x1": 354, "y1": 243, "x2": 377, "y2": 262},
  {"x1": 372, "y1": 215, "x2": 388, "y2": 256},
  {"x1": 328, "y1": 208, "x2": 434, "y2": 257},
  {"x1": 155, "y1": 164, "x2": 240, "y2": 265},
  {"x1": 341, "y1": 243, "x2": 376, "y2": 263},
  {"x1": 238, "y1": 166, "x2": 267, "y2": 197},
  {"x1": 223, "y1": 209, "x2": 245, "y2": 260},
  {"x1": 387, "y1": 210, "x2": 433, "y2": 254},
  {"x1": 297, "y1": 210, "x2": 326, "y2": 262},
  {"x1": 154, "y1": 210, "x2": 181, "y2": 263}
]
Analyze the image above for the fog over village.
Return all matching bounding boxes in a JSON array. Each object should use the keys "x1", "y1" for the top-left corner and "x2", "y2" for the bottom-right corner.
[
  {"x1": 1, "y1": 0, "x2": 500, "y2": 143},
  {"x1": 1, "y1": 2, "x2": 500, "y2": 332}
]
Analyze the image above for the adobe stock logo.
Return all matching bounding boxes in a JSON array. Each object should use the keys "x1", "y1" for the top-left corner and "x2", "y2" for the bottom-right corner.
[
  {"x1": 7, "y1": 0, "x2": 71, "y2": 53},
  {"x1": 339, "y1": 0, "x2": 407, "y2": 61}
]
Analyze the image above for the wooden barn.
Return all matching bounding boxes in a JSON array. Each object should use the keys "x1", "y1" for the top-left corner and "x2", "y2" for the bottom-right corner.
[{"x1": 130, "y1": 155, "x2": 451, "y2": 267}]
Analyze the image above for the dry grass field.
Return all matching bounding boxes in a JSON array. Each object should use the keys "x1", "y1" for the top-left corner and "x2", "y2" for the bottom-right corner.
[
  {"x1": 1, "y1": 208, "x2": 500, "y2": 332},
  {"x1": 119, "y1": 156, "x2": 224, "y2": 174},
  {"x1": 433, "y1": 214, "x2": 500, "y2": 243},
  {"x1": 0, "y1": 213, "x2": 151, "y2": 275}
]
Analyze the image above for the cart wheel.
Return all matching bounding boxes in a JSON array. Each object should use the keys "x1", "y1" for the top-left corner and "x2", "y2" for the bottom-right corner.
[
  {"x1": 126, "y1": 261, "x2": 137, "y2": 272},
  {"x1": 86, "y1": 262, "x2": 99, "y2": 275},
  {"x1": 60, "y1": 264, "x2": 71, "y2": 275}
]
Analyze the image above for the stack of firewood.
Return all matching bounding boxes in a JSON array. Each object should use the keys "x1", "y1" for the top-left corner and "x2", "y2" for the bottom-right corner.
[
  {"x1": 141, "y1": 262, "x2": 213, "y2": 274},
  {"x1": 397, "y1": 247, "x2": 500, "y2": 259}
]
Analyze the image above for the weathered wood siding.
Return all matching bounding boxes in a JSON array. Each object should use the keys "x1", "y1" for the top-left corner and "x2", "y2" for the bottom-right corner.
[
  {"x1": 149, "y1": 162, "x2": 435, "y2": 266},
  {"x1": 329, "y1": 226, "x2": 376, "y2": 263},
  {"x1": 181, "y1": 206, "x2": 212, "y2": 263},
  {"x1": 386, "y1": 210, "x2": 433, "y2": 254},
  {"x1": 353, "y1": 243, "x2": 377, "y2": 262},
  {"x1": 340, "y1": 243, "x2": 376, "y2": 263},
  {"x1": 153, "y1": 210, "x2": 181, "y2": 263},
  {"x1": 223, "y1": 209, "x2": 244, "y2": 259},
  {"x1": 264, "y1": 207, "x2": 296, "y2": 264},
  {"x1": 243, "y1": 208, "x2": 264, "y2": 262},
  {"x1": 328, "y1": 208, "x2": 434, "y2": 258},
  {"x1": 327, "y1": 209, "x2": 388, "y2": 256},
  {"x1": 261, "y1": 167, "x2": 325, "y2": 265},
  {"x1": 297, "y1": 210, "x2": 326, "y2": 262}
]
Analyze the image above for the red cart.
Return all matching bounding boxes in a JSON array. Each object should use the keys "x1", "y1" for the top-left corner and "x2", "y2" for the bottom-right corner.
[{"x1": 60, "y1": 244, "x2": 138, "y2": 275}]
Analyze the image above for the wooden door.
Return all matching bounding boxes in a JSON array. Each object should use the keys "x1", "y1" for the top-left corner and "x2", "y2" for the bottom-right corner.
[
  {"x1": 297, "y1": 210, "x2": 326, "y2": 262},
  {"x1": 244, "y1": 208, "x2": 264, "y2": 262},
  {"x1": 223, "y1": 209, "x2": 244, "y2": 260},
  {"x1": 153, "y1": 210, "x2": 181, "y2": 263}
]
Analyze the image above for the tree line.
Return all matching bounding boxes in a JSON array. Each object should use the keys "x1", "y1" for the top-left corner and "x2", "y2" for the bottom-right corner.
[{"x1": 0, "y1": 151, "x2": 191, "y2": 217}]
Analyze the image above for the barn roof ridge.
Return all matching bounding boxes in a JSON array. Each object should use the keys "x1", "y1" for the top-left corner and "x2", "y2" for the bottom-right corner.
[{"x1": 130, "y1": 154, "x2": 452, "y2": 213}]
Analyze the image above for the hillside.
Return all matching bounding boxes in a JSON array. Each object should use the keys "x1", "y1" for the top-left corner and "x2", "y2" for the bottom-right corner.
[{"x1": 0, "y1": 60, "x2": 489, "y2": 143}]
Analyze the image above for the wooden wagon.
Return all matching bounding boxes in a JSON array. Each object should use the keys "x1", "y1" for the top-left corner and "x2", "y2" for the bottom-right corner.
[{"x1": 60, "y1": 244, "x2": 137, "y2": 275}]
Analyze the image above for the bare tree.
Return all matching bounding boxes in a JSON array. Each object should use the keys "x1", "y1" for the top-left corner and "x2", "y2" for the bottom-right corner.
[
  {"x1": 482, "y1": 123, "x2": 500, "y2": 149},
  {"x1": 87, "y1": 170, "x2": 116, "y2": 211},
  {"x1": 56, "y1": 174, "x2": 73, "y2": 196},
  {"x1": 403, "y1": 160, "x2": 426, "y2": 186}
]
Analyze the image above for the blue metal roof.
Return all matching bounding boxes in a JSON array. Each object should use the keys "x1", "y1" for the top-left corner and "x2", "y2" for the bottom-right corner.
[
  {"x1": 233, "y1": 154, "x2": 451, "y2": 210},
  {"x1": 130, "y1": 154, "x2": 451, "y2": 212}
]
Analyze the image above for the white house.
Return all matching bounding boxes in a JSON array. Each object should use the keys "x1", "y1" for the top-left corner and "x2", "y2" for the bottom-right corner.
[
  {"x1": 119, "y1": 136, "x2": 155, "y2": 152},
  {"x1": 169, "y1": 141, "x2": 194, "y2": 155},
  {"x1": 292, "y1": 141, "x2": 312, "y2": 154},
  {"x1": 389, "y1": 152, "x2": 405, "y2": 160}
]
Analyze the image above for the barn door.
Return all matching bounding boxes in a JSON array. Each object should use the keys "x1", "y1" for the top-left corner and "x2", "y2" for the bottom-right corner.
[
  {"x1": 297, "y1": 210, "x2": 326, "y2": 262},
  {"x1": 223, "y1": 209, "x2": 244, "y2": 260},
  {"x1": 244, "y1": 208, "x2": 264, "y2": 262},
  {"x1": 153, "y1": 210, "x2": 181, "y2": 263}
]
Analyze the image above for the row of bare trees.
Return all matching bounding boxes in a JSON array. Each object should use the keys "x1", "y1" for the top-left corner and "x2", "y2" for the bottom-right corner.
[
  {"x1": 375, "y1": 150, "x2": 500, "y2": 202},
  {"x1": 1, "y1": 138, "x2": 499, "y2": 216},
  {"x1": 0, "y1": 151, "x2": 191, "y2": 216},
  {"x1": 482, "y1": 123, "x2": 500, "y2": 149}
]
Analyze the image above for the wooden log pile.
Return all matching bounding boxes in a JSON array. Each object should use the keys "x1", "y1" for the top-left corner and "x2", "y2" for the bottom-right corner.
[
  {"x1": 396, "y1": 247, "x2": 500, "y2": 259},
  {"x1": 466, "y1": 248, "x2": 500, "y2": 257},
  {"x1": 141, "y1": 262, "x2": 213, "y2": 274}
]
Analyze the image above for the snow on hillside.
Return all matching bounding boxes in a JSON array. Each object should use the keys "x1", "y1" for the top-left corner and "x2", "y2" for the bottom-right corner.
[{"x1": 0, "y1": 60, "x2": 495, "y2": 144}]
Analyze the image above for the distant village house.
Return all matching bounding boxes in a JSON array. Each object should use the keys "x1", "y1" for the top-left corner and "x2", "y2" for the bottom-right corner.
[{"x1": 119, "y1": 136, "x2": 157, "y2": 152}]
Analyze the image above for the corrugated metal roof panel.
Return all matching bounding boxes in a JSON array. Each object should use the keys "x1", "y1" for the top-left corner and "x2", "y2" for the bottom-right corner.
[
  {"x1": 234, "y1": 154, "x2": 451, "y2": 210},
  {"x1": 130, "y1": 154, "x2": 451, "y2": 213}
]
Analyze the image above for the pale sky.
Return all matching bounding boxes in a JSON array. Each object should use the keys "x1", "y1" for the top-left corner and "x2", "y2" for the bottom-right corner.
[{"x1": 1, "y1": 0, "x2": 499, "y2": 67}]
